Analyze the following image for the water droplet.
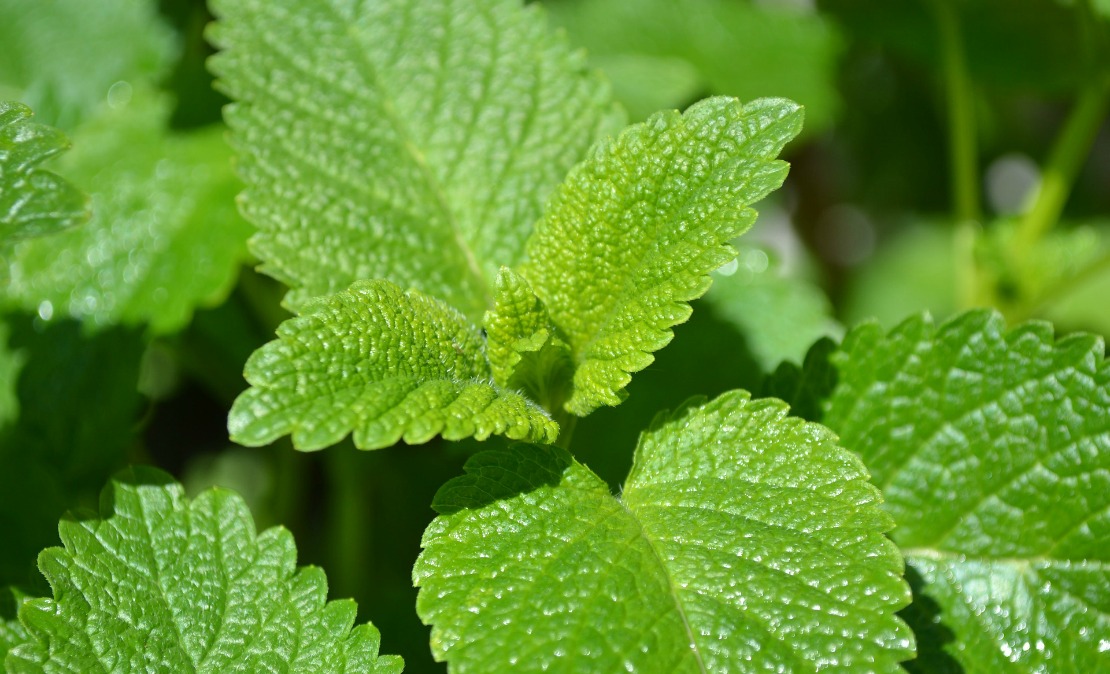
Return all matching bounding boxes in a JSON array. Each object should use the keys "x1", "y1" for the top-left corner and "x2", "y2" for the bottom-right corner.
[
  {"x1": 107, "y1": 81, "x2": 133, "y2": 109},
  {"x1": 36, "y1": 299, "x2": 54, "y2": 321}
]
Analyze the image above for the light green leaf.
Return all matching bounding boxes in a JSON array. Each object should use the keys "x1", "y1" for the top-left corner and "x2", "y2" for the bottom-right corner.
[
  {"x1": 545, "y1": 0, "x2": 842, "y2": 131},
  {"x1": 3, "y1": 89, "x2": 252, "y2": 334},
  {"x1": 0, "y1": 0, "x2": 176, "y2": 130},
  {"x1": 208, "y1": 0, "x2": 622, "y2": 321},
  {"x1": 6, "y1": 468, "x2": 403, "y2": 673},
  {"x1": 0, "y1": 101, "x2": 87, "y2": 244},
  {"x1": 415, "y1": 391, "x2": 913, "y2": 672},
  {"x1": 818, "y1": 310, "x2": 1110, "y2": 671},
  {"x1": 484, "y1": 267, "x2": 573, "y2": 414},
  {"x1": 229, "y1": 280, "x2": 558, "y2": 451},
  {"x1": 520, "y1": 97, "x2": 801, "y2": 415}
]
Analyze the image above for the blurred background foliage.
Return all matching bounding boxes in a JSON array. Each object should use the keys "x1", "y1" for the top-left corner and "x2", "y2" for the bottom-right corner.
[{"x1": 1, "y1": 0, "x2": 1107, "y2": 671}]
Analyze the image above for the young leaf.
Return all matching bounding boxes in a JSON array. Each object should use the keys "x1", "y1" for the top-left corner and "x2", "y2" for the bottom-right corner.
[
  {"x1": 415, "y1": 391, "x2": 913, "y2": 672},
  {"x1": 208, "y1": 0, "x2": 622, "y2": 321},
  {"x1": 5, "y1": 467, "x2": 403, "y2": 673},
  {"x1": 484, "y1": 267, "x2": 573, "y2": 414},
  {"x1": 804, "y1": 310, "x2": 1110, "y2": 671},
  {"x1": 0, "y1": 101, "x2": 87, "y2": 243},
  {"x1": 229, "y1": 280, "x2": 558, "y2": 451},
  {"x1": 518, "y1": 96, "x2": 802, "y2": 415},
  {"x1": 2, "y1": 90, "x2": 252, "y2": 334},
  {"x1": 0, "y1": 0, "x2": 177, "y2": 129}
]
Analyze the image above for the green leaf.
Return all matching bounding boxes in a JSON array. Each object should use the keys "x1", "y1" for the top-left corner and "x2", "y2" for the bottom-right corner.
[
  {"x1": 0, "y1": 101, "x2": 87, "y2": 244},
  {"x1": 3, "y1": 89, "x2": 252, "y2": 334},
  {"x1": 484, "y1": 267, "x2": 573, "y2": 414},
  {"x1": 6, "y1": 467, "x2": 404, "y2": 673},
  {"x1": 229, "y1": 280, "x2": 558, "y2": 451},
  {"x1": 545, "y1": 0, "x2": 842, "y2": 132},
  {"x1": 208, "y1": 0, "x2": 622, "y2": 321},
  {"x1": 519, "y1": 97, "x2": 802, "y2": 415},
  {"x1": 415, "y1": 391, "x2": 913, "y2": 672},
  {"x1": 0, "y1": 0, "x2": 176, "y2": 130},
  {"x1": 814, "y1": 310, "x2": 1110, "y2": 671}
]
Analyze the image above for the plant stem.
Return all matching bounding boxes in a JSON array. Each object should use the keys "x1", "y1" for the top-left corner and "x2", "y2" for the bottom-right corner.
[
  {"x1": 1014, "y1": 79, "x2": 1110, "y2": 260},
  {"x1": 933, "y1": 0, "x2": 980, "y2": 225},
  {"x1": 325, "y1": 448, "x2": 371, "y2": 602},
  {"x1": 932, "y1": 0, "x2": 982, "y2": 309}
]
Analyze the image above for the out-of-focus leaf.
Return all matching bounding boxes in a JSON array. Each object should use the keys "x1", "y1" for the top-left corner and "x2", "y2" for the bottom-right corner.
[
  {"x1": 705, "y1": 245, "x2": 841, "y2": 370},
  {"x1": 3, "y1": 89, "x2": 252, "y2": 334},
  {"x1": 819, "y1": 0, "x2": 1110, "y2": 93},
  {"x1": 0, "y1": 0, "x2": 176, "y2": 129},
  {"x1": 0, "y1": 102, "x2": 87, "y2": 244},
  {"x1": 546, "y1": 0, "x2": 842, "y2": 130}
]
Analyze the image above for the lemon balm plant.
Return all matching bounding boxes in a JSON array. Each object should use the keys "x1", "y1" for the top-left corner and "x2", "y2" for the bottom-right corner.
[{"x1": 1, "y1": 0, "x2": 1108, "y2": 672}]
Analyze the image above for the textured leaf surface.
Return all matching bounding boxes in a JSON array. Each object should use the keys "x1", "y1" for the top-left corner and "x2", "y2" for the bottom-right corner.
[
  {"x1": 484, "y1": 267, "x2": 572, "y2": 414},
  {"x1": 545, "y1": 0, "x2": 842, "y2": 130},
  {"x1": 208, "y1": 0, "x2": 621, "y2": 320},
  {"x1": 0, "y1": 0, "x2": 176, "y2": 130},
  {"x1": 415, "y1": 391, "x2": 913, "y2": 672},
  {"x1": 818, "y1": 311, "x2": 1110, "y2": 671},
  {"x1": 229, "y1": 280, "x2": 558, "y2": 451},
  {"x1": 0, "y1": 102, "x2": 87, "y2": 244},
  {"x1": 1, "y1": 587, "x2": 29, "y2": 661},
  {"x1": 3, "y1": 91, "x2": 251, "y2": 334},
  {"x1": 520, "y1": 97, "x2": 801, "y2": 415},
  {"x1": 6, "y1": 468, "x2": 403, "y2": 673}
]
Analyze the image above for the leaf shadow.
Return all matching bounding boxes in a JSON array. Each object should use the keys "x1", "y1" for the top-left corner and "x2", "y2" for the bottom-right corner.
[
  {"x1": 899, "y1": 563, "x2": 965, "y2": 674},
  {"x1": 430, "y1": 443, "x2": 573, "y2": 515}
]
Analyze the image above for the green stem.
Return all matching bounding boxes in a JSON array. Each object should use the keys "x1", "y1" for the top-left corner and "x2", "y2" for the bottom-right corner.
[
  {"x1": 933, "y1": 0, "x2": 980, "y2": 225},
  {"x1": 1014, "y1": 249, "x2": 1110, "y2": 322},
  {"x1": 325, "y1": 448, "x2": 371, "y2": 602},
  {"x1": 932, "y1": 0, "x2": 982, "y2": 309},
  {"x1": 1014, "y1": 79, "x2": 1110, "y2": 260},
  {"x1": 554, "y1": 412, "x2": 578, "y2": 450}
]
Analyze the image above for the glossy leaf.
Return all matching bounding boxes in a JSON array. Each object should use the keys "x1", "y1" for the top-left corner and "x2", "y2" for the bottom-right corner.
[
  {"x1": 0, "y1": 102, "x2": 87, "y2": 243},
  {"x1": 520, "y1": 96, "x2": 802, "y2": 415},
  {"x1": 415, "y1": 391, "x2": 913, "y2": 672},
  {"x1": 814, "y1": 310, "x2": 1110, "y2": 671},
  {"x1": 3, "y1": 90, "x2": 252, "y2": 334},
  {"x1": 208, "y1": 0, "x2": 621, "y2": 320},
  {"x1": 6, "y1": 468, "x2": 403, "y2": 673},
  {"x1": 229, "y1": 280, "x2": 558, "y2": 451}
]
